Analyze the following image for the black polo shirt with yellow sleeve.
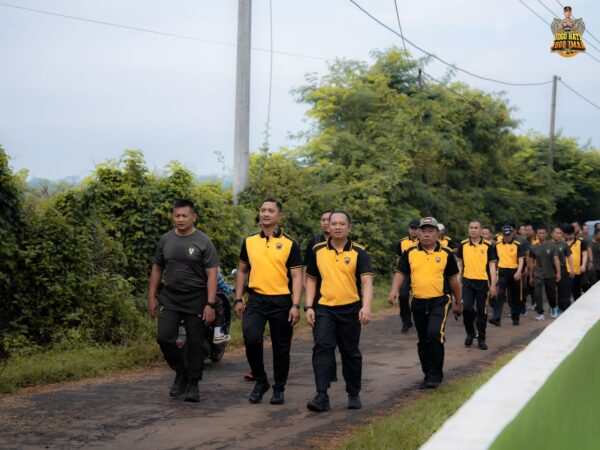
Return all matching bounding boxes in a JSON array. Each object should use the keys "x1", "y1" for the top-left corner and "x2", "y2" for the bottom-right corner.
[
  {"x1": 395, "y1": 242, "x2": 459, "y2": 299},
  {"x1": 456, "y1": 238, "x2": 497, "y2": 281},
  {"x1": 305, "y1": 238, "x2": 373, "y2": 307},
  {"x1": 496, "y1": 239, "x2": 525, "y2": 269},
  {"x1": 239, "y1": 229, "x2": 303, "y2": 296}
]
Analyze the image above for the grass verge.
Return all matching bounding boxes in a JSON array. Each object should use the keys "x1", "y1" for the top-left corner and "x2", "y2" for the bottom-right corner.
[
  {"x1": 337, "y1": 351, "x2": 517, "y2": 450},
  {"x1": 0, "y1": 282, "x2": 393, "y2": 394}
]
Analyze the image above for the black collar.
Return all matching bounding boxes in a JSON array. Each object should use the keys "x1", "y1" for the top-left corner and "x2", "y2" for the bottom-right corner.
[
  {"x1": 469, "y1": 237, "x2": 483, "y2": 246},
  {"x1": 327, "y1": 237, "x2": 352, "y2": 252},
  {"x1": 260, "y1": 228, "x2": 282, "y2": 239},
  {"x1": 418, "y1": 242, "x2": 441, "y2": 253}
]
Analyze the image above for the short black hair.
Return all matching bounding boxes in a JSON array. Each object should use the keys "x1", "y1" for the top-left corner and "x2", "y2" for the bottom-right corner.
[
  {"x1": 322, "y1": 209, "x2": 333, "y2": 216},
  {"x1": 536, "y1": 225, "x2": 548, "y2": 231},
  {"x1": 469, "y1": 218, "x2": 482, "y2": 226},
  {"x1": 261, "y1": 197, "x2": 283, "y2": 212},
  {"x1": 482, "y1": 225, "x2": 492, "y2": 231},
  {"x1": 562, "y1": 223, "x2": 575, "y2": 234},
  {"x1": 173, "y1": 199, "x2": 196, "y2": 212},
  {"x1": 329, "y1": 210, "x2": 352, "y2": 224},
  {"x1": 564, "y1": 6, "x2": 572, "y2": 11}
]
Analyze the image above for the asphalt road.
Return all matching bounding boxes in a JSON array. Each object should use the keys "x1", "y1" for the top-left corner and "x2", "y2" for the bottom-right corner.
[{"x1": 0, "y1": 307, "x2": 548, "y2": 450}]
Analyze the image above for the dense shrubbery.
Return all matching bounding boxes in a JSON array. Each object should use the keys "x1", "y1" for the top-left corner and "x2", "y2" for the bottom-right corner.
[{"x1": 1, "y1": 48, "x2": 599, "y2": 359}]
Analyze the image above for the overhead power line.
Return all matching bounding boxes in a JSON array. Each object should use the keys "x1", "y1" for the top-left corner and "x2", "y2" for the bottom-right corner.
[
  {"x1": 559, "y1": 79, "x2": 600, "y2": 111},
  {"x1": 0, "y1": 2, "x2": 331, "y2": 62},
  {"x1": 348, "y1": 0, "x2": 553, "y2": 87},
  {"x1": 392, "y1": 0, "x2": 409, "y2": 57}
]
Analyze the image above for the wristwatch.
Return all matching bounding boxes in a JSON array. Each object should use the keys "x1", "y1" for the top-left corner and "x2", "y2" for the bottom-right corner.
[
  {"x1": 206, "y1": 301, "x2": 217, "y2": 309},
  {"x1": 304, "y1": 305, "x2": 314, "y2": 312},
  {"x1": 292, "y1": 304, "x2": 300, "y2": 309},
  {"x1": 234, "y1": 298, "x2": 244, "y2": 305}
]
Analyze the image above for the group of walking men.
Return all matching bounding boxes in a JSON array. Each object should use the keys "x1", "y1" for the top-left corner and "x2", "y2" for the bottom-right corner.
[{"x1": 148, "y1": 197, "x2": 600, "y2": 409}]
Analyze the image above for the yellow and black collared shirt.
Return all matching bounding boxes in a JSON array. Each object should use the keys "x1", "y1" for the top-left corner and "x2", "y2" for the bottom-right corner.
[
  {"x1": 306, "y1": 238, "x2": 373, "y2": 307},
  {"x1": 567, "y1": 237, "x2": 587, "y2": 275},
  {"x1": 496, "y1": 239, "x2": 525, "y2": 269},
  {"x1": 239, "y1": 229, "x2": 303, "y2": 296},
  {"x1": 396, "y1": 236, "x2": 419, "y2": 259},
  {"x1": 439, "y1": 236, "x2": 458, "y2": 251},
  {"x1": 456, "y1": 238, "x2": 497, "y2": 281},
  {"x1": 396, "y1": 242, "x2": 459, "y2": 299}
]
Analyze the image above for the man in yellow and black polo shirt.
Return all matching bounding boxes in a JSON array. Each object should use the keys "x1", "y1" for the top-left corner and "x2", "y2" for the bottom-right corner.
[
  {"x1": 388, "y1": 217, "x2": 462, "y2": 389},
  {"x1": 490, "y1": 225, "x2": 525, "y2": 326},
  {"x1": 438, "y1": 223, "x2": 458, "y2": 253},
  {"x1": 234, "y1": 198, "x2": 303, "y2": 405},
  {"x1": 565, "y1": 224, "x2": 588, "y2": 301},
  {"x1": 456, "y1": 219, "x2": 497, "y2": 350},
  {"x1": 304, "y1": 211, "x2": 373, "y2": 412},
  {"x1": 394, "y1": 219, "x2": 420, "y2": 334}
]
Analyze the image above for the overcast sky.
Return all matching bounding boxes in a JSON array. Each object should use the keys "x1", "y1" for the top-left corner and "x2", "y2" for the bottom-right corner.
[{"x1": 1, "y1": 0, "x2": 599, "y2": 180}]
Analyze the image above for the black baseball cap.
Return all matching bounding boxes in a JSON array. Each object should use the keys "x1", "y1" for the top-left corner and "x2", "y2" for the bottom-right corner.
[
  {"x1": 409, "y1": 219, "x2": 420, "y2": 228},
  {"x1": 502, "y1": 225, "x2": 513, "y2": 235}
]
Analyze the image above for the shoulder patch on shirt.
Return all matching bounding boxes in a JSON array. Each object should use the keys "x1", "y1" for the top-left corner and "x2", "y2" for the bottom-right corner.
[
  {"x1": 352, "y1": 242, "x2": 366, "y2": 251},
  {"x1": 441, "y1": 247, "x2": 453, "y2": 256}
]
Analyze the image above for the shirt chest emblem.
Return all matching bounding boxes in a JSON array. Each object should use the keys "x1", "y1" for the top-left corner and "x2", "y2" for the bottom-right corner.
[
  {"x1": 435, "y1": 257, "x2": 441, "y2": 263},
  {"x1": 344, "y1": 257, "x2": 351, "y2": 265},
  {"x1": 276, "y1": 243, "x2": 283, "y2": 250},
  {"x1": 188, "y1": 247, "x2": 195, "y2": 255},
  {"x1": 480, "y1": 249, "x2": 485, "y2": 254}
]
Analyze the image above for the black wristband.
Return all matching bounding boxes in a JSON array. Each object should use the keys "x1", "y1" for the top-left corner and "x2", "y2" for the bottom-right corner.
[
  {"x1": 234, "y1": 299, "x2": 244, "y2": 305},
  {"x1": 206, "y1": 302, "x2": 217, "y2": 309},
  {"x1": 304, "y1": 305, "x2": 314, "y2": 312},
  {"x1": 292, "y1": 304, "x2": 300, "y2": 309}
]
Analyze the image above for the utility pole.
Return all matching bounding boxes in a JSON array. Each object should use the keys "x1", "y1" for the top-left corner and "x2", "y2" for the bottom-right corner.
[
  {"x1": 233, "y1": 0, "x2": 252, "y2": 204},
  {"x1": 549, "y1": 75, "x2": 559, "y2": 170},
  {"x1": 418, "y1": 68, "x2": 423, "y2": 92}
]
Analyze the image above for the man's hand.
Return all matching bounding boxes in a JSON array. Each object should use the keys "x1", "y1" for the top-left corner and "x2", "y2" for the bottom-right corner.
[
  {"x1": 234, "y1": 301, "x2": 245, "y2": 319},
  {"x1": 489, "y1": 284, "x2": 497, "y2": 298},
  {"x1": 556, "y1": 272, "x2": 561, "y2": 283},
  {"x1": 569, "y1": 270, "x2": 575, "y2": 279},
  {"x1": 288, "y1": 306, "x2": 300, "y2": 326},
  {"x1": 305, "y1": 308, "x2": 316, "y2": 327},
  {"x1": 388, "y1": 291, "x2": 399, "y2": 305},
  {"x1": 147, "y1": 297, "x2": 159, "y2": 318},
  {"x1": 580, "y1": 264, "x2": 586, "y2": 273},
  {"x1": 453, "y1": 301, "x2": 463, "y2": 317},
  {"x1": 529, "y1": 276, "x2": 535, "y2": 286},
  {"x1": 203, "y1": 304, "x2": 215, "y2": 326},
  {"x1": 359, "y1": 306, "x2": 372, "y2": 325},
  {"x1": 514, "y1": 271, "x2": 522, "y2": 281}
]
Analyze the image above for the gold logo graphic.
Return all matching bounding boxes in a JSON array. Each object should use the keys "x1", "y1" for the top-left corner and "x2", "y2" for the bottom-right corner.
[
  {"x1": 276, "y1": 243, "x2": 283, "y2": 250},
  {"x1": 551, "y1": 7, "x2": 586, "y2": 57},
  {"x1": 435, "y1": 257, "x2": 441, "y2": 263},
  {"x1": 345, "y1": 257, "x2": 351, "y2": 265}
]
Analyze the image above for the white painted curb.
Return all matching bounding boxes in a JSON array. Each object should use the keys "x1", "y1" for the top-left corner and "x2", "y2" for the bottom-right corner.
[{"x1": 421, "y1": 281, "x2": 600, "y2": 450}]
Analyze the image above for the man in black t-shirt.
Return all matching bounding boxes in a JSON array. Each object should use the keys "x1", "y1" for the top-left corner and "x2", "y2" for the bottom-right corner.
[{"x1": 148, "y1": 199, "x2": 220, "y2": 402}]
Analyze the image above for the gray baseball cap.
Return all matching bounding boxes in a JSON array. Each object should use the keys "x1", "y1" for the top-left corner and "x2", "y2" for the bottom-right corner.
[{"x1": 419, "y1": 217, "x2": 439, "y2": 229}]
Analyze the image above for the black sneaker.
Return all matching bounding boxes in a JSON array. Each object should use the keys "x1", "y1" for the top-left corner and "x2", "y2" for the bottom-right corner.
[
  {"x1": 401, "y1": 323, "x2": 413, "y2": 334},
  {"x1": 464, "y1": 334, "x2": 475, "y2": 347},
  {"x1": 184, "y1": 383, "x2": 200, "y2": 402},
  {"x1": 347, "y1": 394, "x2": 362, "y2": 409},
  {"x1": 488, "y1": 317, "x2": 501, "y2": 327},
  {"x1": 249, "y1": 381, "x2": 270, "y2": 403},
  {"x1": 478, "y1": 339, "x2": 488, "y2": 350},
  {"x1": 307, "y1": 392, "x2": 330, "y2": 412},
  {"x1": 270, "y1": 390, "x2": 284, "y2": 405},
  {"x1": 512, "y1": 319, "x2": 520, "y2": 326},
  {"x1": 418, "y1": 379, "x2": 429, "y2": 389},
  {"x1": 170, "y1": 371, "x2": 187, "y2": 398},
  {"x1": 426, "y1": 381, "x2": 441, "y2": 389}
]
